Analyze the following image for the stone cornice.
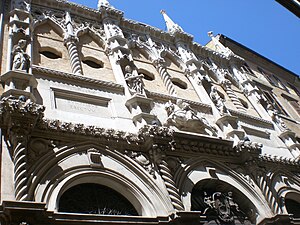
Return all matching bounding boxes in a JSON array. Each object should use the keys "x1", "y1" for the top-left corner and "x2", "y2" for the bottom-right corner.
[
  {"x1": 32, "y1": 66, "x2": 124, "y2": 93},
  {"x1": 36, "y1": 118, "x2": 142, "y2": 144},
  {"x1": 146, "y1": 90, "x2": 212, "y2": 114},
  {"x1": 32, "y1": 0, "x2": 101, "y2": 21},
  {"x1": 229, "y1": 109, "x2": 274, "y2": 129},
  {"x1": 258, "y1": 154, "x2": 300, "y2": 167}
]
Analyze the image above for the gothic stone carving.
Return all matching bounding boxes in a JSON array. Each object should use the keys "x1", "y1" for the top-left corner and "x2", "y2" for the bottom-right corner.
[
  {"x1": 124, "y1": 65, "x2": 144, "y2": 95},
  {"x1": 12, "y1": 39, "x2": 30, "y2": 73},
  {"x1": 164, "y1": 100, "x2": 217, "y2": 136},
  {"x1": 210, "y1": 85, "x2": 228, "y2": 115},
  {"x1": 203, "y1": 192, "x2": 252, "y2": 225}
]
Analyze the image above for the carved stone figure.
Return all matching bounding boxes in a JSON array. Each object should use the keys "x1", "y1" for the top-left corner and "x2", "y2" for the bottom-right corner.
[
  {"x1": 164, "y1": 100, "x2": 217, "y2": 136},
  {"x1": 203, "y1": 192, "x2": 251, "y2": 224},
  {"x1": 210, "y1": 86, "x2": 228, "y2": 115},
  {"x1": 267, "y1": 104, "x2": 289, "y2": 132},
  {"x1": 124, "y1": 65, "x2": 144, "y2": 95},
  {"x1": 235, "y1": 136, "x2": 263, "y2": 153},
  {"x1": 12, "y1": 39, "x2": 30, "y2": 72}
]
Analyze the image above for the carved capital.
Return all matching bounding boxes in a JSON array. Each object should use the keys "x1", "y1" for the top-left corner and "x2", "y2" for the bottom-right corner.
[{"x1": 0, "y1": 97, "x2": 45, "y2": 140}]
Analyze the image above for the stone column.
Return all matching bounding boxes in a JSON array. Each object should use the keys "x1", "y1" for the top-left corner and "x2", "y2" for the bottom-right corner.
[
  {"x1": 0, "y1": 97, "x2": 45, "y2": 201},
  {"x1": 64, "y1": 36, "x2": 83, "y2": 75},
  {"x1": 158, "y1": 159, "x2": 184, "y2": 210},
  {"x1": 153, "y1": 58, "x2": 176, "y2": 96},
  {"x1": 64, "y1": 12, "x2": 83, "y2": 75},
  {"x1": 221, "y1": 79, "x2": 246, "y2": 113}
]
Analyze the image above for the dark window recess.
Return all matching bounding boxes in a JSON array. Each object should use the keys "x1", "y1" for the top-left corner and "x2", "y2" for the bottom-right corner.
[
  {"x1": 140, "y1": 72, "x2": 154, "y2": 81},
  {"x1": 82, "y1": 59, "x2": 103, "y2": 69},
  {"x1": 241, "y1": 63, "x2": 255, "y2": 75},
  {"x1": 289, "y1": 100, "x2": 300, "y2": 116},
  {"x1": 286, "y1": 199, "x2": 300, "y2": 217},
  {"x1": 263, "y1": 91, "x2": 288, "y2": 116},
  {"x1": 171, "y1": 79, "x2": 187, "y2": 89},
  {"x1": 58, "y1": 183, "x2": 138, "y2": 216},
  {"x1": 288, "y1": 83, "x2": 300, "y2": 97},
  {"x1": 239, "y1": 98, "x2": 249, "y2": 109},
  {"x1": 40, "y1": 51, "x2": 61, "y2": 59}
]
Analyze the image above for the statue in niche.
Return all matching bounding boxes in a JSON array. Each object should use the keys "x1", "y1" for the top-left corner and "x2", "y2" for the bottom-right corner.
[
  {"x1": 12, "y1": 39, "x2": 30, "y2": 72},
  {"x1": 203, "y1": 192, "x2": 252, "y2": 225},
  {"x1": 164, "y1": 99, "x2": 217, "y2": 136},
  {"x1": 267, "y1": 104, "x2": 289, "y2": 132},
  {"x1": 124, "y1": 65, "x2": 144, "y2": 95},
  {"x1": 210, "y1": 86, "x2": 228, "y2": 115}
]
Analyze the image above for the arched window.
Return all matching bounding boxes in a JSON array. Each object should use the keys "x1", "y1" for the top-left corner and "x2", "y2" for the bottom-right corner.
[
  {"x1": 171, "y1": 78, "x2": 187, "y2": 90},
  {"x1": 138, "y1": 69, "x2": 155, "y2": 81},
  {"x1": 191, "y1": 179, "x2": 256, "y2": 224},
  {"x1": 39, "y1": 47, "x2": 62, "y2": 59},
  {"x1": 285, "y1": 199, "x2": 300, "y2": 217},
  {"x1": 82, "y1": 57, "x2": 103, "y2": 69},
  {"x1": 58, "y1": 183, "x2": 138, "y2": 216}
]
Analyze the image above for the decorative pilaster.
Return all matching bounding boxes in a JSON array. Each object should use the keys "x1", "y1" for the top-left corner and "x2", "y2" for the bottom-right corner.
[
  {"x1": 64, "y1": 12, "x2": 83, "y2": 75},
  {"x1": 0, "y1": 97, "x2": 45, "y2": 201}
]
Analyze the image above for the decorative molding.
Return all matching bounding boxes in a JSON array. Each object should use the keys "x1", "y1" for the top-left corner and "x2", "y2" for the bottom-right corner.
[
  {"x1": 36, "y1": 118, "x2": 142, "y2": 144},
  {"x1": 146, "y1": 90, "x2": 212, "y2": 114},
  {"x1": 32, "y1": 66, "x2": 124, "y2": 93},
  {"x1": 229, "y1": 109, "x2": 274, "y2": 128}
]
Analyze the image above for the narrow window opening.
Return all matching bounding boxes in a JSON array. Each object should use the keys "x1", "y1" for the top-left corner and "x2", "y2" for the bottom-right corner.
[
  {"x1": 171, "y1": 78, "x2": 187, "y2": 90},
  {"x1": 40, "y1": 50, "x2": 62, "y2": 59},
  {"x1": 82, "y1": 59, "x2": 103, "y2": 69},
  {"x1": 139, "y1": 70, "x2": 155, "y2": 81}
]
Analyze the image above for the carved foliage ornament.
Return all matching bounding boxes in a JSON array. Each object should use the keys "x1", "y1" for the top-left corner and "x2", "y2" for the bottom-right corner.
[{"x1": 0, "y1": 97, "x2": 45, "y2": 132}]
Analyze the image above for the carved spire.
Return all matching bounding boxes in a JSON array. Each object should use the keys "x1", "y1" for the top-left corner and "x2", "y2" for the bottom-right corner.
[
  {"x1": 207, "y1": 31, "x2": 233, "y2": 57},
  {"x1": 160, "y1": 10, "x2": 183, "y2": 33},
  {"x1": 97, "y1": 0, "x2": 114, "y2": 9}
]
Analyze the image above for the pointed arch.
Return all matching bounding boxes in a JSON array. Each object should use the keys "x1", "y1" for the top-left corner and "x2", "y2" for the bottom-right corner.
[
  {"x1": 76, "y1": 27, "x2": 106, "y2": 49},
  {"x1": 33, "y1": 18, "x2": 65, "y2": 37},
  {"x1": 163, "y1": 50, "x2": 186, "y2": 71}
]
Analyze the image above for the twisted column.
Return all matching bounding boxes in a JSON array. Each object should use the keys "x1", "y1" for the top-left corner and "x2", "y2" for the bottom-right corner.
[
  {"x1": 159, "y1": 160, "x2": 184, "y2": 210},
  {"x1": 154, "y1": 60, "x2": 176, "y2": 96},
  {"x1": 0, "y1": 97, "x2": 45, "y2": 201},
  {"x1": 64, "y1": 37, "x2": 83, "y2": 75},
  {"x1": 256, "y1": 173, "x2": 280, "y2": 214},
  {"x1": 11, "y1": 134, "x2": 28, "y2": 200},
  {"x1": 222, "y1": 79, "x2": 246, "y2": 112}
]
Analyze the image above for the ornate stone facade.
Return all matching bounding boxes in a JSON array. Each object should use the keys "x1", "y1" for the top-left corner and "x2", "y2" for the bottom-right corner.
[{"x1": 0, "y1": 0, "x2": 300, "y2": 225}]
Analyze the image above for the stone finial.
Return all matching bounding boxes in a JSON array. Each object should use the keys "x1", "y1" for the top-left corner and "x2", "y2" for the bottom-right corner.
[
  {"x1": 65, "y1": 12, "x2": 74, "y2": 37},
  {"x1": 97, "y1": 0, "x2": 114, "y2": 9},
  {"x1": 160, "y1": 10, "x2": 183, "y2": 33},
  {"x1": 207, "y1": 31, "x2": 233, "y2": 57}
]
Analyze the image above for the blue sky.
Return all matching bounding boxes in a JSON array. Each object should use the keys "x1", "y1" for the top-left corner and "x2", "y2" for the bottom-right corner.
[{"x1": 71, "y1": 0, "x2": 300, "y2": 75}]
